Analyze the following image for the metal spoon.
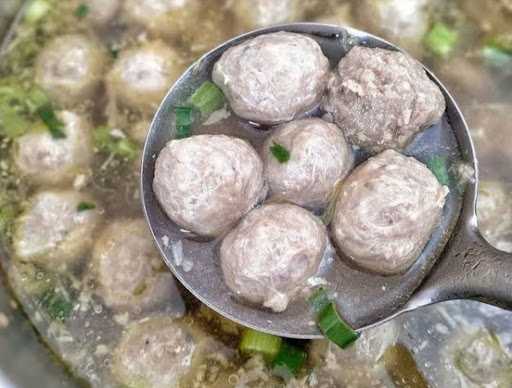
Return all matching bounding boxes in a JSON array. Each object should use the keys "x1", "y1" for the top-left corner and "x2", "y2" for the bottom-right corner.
[{"x1": 141, "y1": 23, "x2": 512, "y2": 338}]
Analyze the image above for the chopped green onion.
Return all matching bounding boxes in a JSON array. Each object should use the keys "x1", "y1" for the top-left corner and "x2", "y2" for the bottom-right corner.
[
  {"x1": 427, "y1": 155, "x2": 450, "y2": 186},
  {"x1": 40, "y1": 288, "x2": 73, "y2": 322},
  {"x1": 74, "y1": 3, "x2": 90, "y2": 19},
  {"x1": 309, "y1": 288, "x2": 359, "y2": 349},
  {"x1": 0, "y1": 107, "x2": 30, "y2": 138},
  {"x1": 272, "y1": 342, "x2": 307, "y2": 380},
  {"x1": 239, "y1": 328, "x2": 282, "y2": 362},
  {"x1": 270, "y1": 142, "x2": 291, "y2": 164},
  {"x1": 38, "y1": 104, "x2": 66, "y2": 139},
  {"x1": 175, "y1": 106, "x2": 193, "y2": 139},
  {"x1": 188, "y1": 81, "x2": 225, "y2": 117},
  {"x1": 481, "y1": 35, "x2": 512, "y2": 69},
  {"x1": 94, "y1": 126, "x2": 139, "y2": 160},
  {"x1": 424, "y1": 22, "x2": 458, "y2": 58},
  {"x1": 24, "y1": 0, "x2": 51, "y2": 23},
  {"x1": 109, "y1": 47, "x2": 120, "y2": 59},
  {"x1": 317, "y1": 303, "x2": 359, "y2": 349},
  {"x1": 77, "y1": 202, "x2": 96, "y2": 212}
]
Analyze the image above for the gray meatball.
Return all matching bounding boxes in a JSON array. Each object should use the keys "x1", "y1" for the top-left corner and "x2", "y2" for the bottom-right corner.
[
  {"x1": 262, "y1": 118, "x2": 353, "y2": 208},
  {"x1": 212, "y1": 32, "x2": 330, "y2": 125},
  {"x1": 107, "y1": 41, "x2": 184, "y2": 115},
  {"x1": 122, "y1": 0, "x2": 198, "y2": 40},
  {"x1": 90, "y1": 219, "x2": 183, "y2": 314},
  {"x1": 332, "y1": 150, "x2": 448, "y2": 274},
  {"x1": 112, "y1": 317, "x2": 196, "y2": 388},
  {"x1": 153, "y1": 134, "x2": 267, "y2": 237},
  {"x1": 220, "y1": 203, "x2": 327, "y2": 312},
  {"x1": 13, "y1": 190, "x2": 102, "y2": 269},
  {"x1": 13, "y1": 111, "x2": 93, "y2": 186},
  {"x1": 323, "y1": 46, "x2": 445, "y2": 153},
  {"x1": 35, "y1": 34, "x2": 107, "y2": 108}
]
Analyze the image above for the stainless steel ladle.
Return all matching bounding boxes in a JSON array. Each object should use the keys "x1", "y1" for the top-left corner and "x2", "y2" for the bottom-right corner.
[{"x1": 141, "y1": 23, "x2": 512, "y2": 338}]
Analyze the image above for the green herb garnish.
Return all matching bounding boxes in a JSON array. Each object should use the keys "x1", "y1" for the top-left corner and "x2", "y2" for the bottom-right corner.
[
  {"x1": 74, "y1": 3, "x2": 90, "y2": 19},
  {"x1": 271, "y1": 342, "x2": 307, "y2": 380},
  {"x1": 24, "y1": 0, "x2": 51, "y2": 23},
  {"x1": 40, "y1": 288, "x2": 73, "y2": 322},
  {"x1": 427, "y1": 155, "x2": 450, "y2": 186},
  {"x1": 188, "y1": 81, "x2": 225, "y2": 117},
  {"x1": 77, "y1": 202, "x2": 96, "y2": 212},
  {"x1": 94, "y1": 126, "x2": 139, "y2": 160},
  {"x1": 424, "y1": 22, "x2": 458, "y2": 58},
  {"x1": 38, "y1": 104, "x2": 66, "y2": 139},
  {"x1": 175, "y1": 106, "x2": 193, "y2": 139},
  {"x1": 309, "y1": 288, "x2": 359, "y2": 349},
  {"x1": 239, "y1": 328, "x2": 282, "y2": 362},
  {"x1": 270, "y1": 142, "x2": 291, "y2": 163}
]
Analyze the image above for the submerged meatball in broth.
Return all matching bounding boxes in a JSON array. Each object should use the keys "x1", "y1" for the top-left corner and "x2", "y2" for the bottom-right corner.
[
  {"x1": 35, "y1": 34, "x2": 107, "y2": 108},
  {"x1": 153, "y1": 134, "x2": 267, "y2": 237},
  {"x1": 220, "y1": 203, "x2": 327, "y2": 312},
  {"x1": 332, "y1": 150, "x2": 448, "y2": 274},
  {"x1": 13, "y1": 111, "x2": 93, "y2": 186}
]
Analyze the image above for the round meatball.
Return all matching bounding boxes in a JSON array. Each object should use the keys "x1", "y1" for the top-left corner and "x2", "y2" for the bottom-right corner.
[
  {"x1": 262, "y1": 118, "x2": 353, "y2": 208},
  {"x1": 220, "y1": 203, "x2": 327, "y2": 312},
  {"x1": 13, "y1": 190, "x2": 102, "y2": 269},
  {"x1": 13, "y1": 111, "x2": 93, "y2": 186},
  {"x1": 153, "y1": 134, "x2": 267, "y2": 237},
  {"x1": 112, "y1": 317, "x2": 196, "y2": 388},
  {"x1": 323, "y1": 46, "x2": 446, "y2": 153},
  {"x1": 332, "y1": 150, "x2": 448, "y2": 274},
  {"x1": 477, "y1": 181, "x2": 512, "y2": 251},
  {"x1": 69, "y1": 0, "x2": 120, "y2": 26},
  {"x1": 122, "y1": 0, "x2": 198, "y2": 40},
  {"x1": 35, "y1": 34, "x2": 107, "y2": 108},
  {"x1": 355, "y1": 0, "x2": 434, "y2": 56},
  {"x1": 107, "y1": 41, "x2": 184, "y2": 115},
  {"x1": 212, "y1": 32, "x2": 330, "y2": 125},
  {"x1": 90, "y1": 219, "x2": 183, "y2": 314}
]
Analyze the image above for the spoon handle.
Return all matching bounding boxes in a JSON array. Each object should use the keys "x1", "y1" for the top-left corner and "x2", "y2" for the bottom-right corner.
[{"x1": 408, "y1": 219, "x2": 512, "y2": 311}]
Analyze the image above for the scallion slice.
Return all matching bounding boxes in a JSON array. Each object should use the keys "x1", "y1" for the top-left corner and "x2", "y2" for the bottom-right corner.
[
  {"x1": 77, "y1": 202, "x2": 96, "y2": 212},
  {"x1": 239, "y1": 328, "x2": 282, "y2": 362},
  {"x1": 175, "y1": 106, "x2": 193, "y2": 139},
  {"x1": 424, "y1": 22, "x2": 458, "y2": 58},
  {"x1": 188, "y1": 81, "x2": 225, "y2": 117},
  {"x1": 427, "y1": 155, "x2": 450, "y2": 186},
  {"x1": 309, "y1": 288, "x2": 359, "y2": 349},
  {"x1": 74, "y1": 3, "x2": 90, "y2": 19},
  {"x1": 38, "y1": 104, "x2": 66, "y2": 139},
  {"x1": 270, "y1": 142, "x2": 291, "y2": 163},
  {"x1": 272, "y1": 342, "x2": 307, "y2": 380}
]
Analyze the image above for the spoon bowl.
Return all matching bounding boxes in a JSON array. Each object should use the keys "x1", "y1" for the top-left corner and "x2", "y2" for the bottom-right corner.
[{"x1": 141, "y1": 23, "x2": 512, "y2": 338}]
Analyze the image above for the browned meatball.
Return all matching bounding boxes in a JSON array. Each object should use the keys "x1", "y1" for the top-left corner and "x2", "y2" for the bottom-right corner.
[
  {"x1": 212, "y1": 32, "x2": 330, "y2": 125},
  {"x1": 332, "y1": 150, "x2": 448, "y2": 274},
  {"x1": 323, "y1": 46, "x2": 445, "y2": 153}
]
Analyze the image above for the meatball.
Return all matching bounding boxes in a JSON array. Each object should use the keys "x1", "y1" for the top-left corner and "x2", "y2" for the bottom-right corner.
[
  {"x1": 35, "y1": 34, "x2": 107, "y2": 108},
  {"x1": 111, "y1": 317, "x2": 196, "y2": 388},
  {"x1": 212, "y1": 32, "x2": 330, "y2": 125},
  {"x1": 332, "y1": 150, "x2": 448, "y2": 274},
  {"x1": 69, "y1": 0, "x2": 120, "y2": 26},
  {"x1": 355, "y1": 0, "x2": 434, "y2": 56},
  {"x1": 107, "y1": 41, "x2": 184, "y2": 115},
  {"x1": 153, "y1": 134, "x2": 267, "y2": 237},
  {"x1": 477, "y1": 181, "x2": 512, "y2": 252},
  {"x1": 13, "y1": 111, "x2": 93, "y2": 186},
  {"x1": 89, "y1": 219, "x2": 183, "y2": 314},
  {"x1": 220, "y1": 203, "x2": 327, "y2": 312},
  {"x1": 233, "y1": 0, "x2": 307, "y2": 30},
  {"x1": 323, "y1": 46, "x2": 446, "y2": 153},
  {"x1": 13, "y1": 190, "x2": 102, "y2": 269},
  {"x1": 262, "y1": 118, "x2": 353, "y2": 208},
  {"x1": 122, "y1": 0, "x2": 198, "y2": 40}
]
